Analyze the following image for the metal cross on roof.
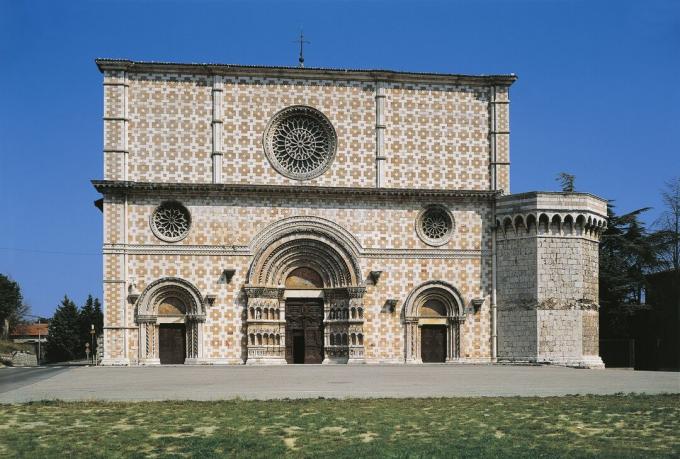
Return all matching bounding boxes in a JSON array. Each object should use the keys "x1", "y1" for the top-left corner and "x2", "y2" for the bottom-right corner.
[{"x1": 294, "y1": 31, "x2": 310, "y2": 68}]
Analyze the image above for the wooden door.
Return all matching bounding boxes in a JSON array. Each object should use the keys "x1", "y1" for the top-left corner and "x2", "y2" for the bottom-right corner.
[
  {"x1": 421, "y1": 326, "x2": 447, "y2": 363},
  {"x1": 159, "y1": 324, "x2": 186, "y2": 364},
  {"x1": 285, "y1": 300, "x2": 324, "y2": 364}
]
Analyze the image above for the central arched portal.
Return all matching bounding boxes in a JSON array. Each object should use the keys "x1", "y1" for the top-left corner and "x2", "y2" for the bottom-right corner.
[
  {"x1": 284, "y1": 268, "x2": 325, "y2": 364},
  {"x1": 244, "y1": 219, "x2": 366, "y2": 365}
]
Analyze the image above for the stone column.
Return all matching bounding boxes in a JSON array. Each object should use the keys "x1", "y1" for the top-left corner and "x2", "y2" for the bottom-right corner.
[
  {"x1": 184, "y1": 315, "x2": 205, "y2": 364},
  {"x1": 405, "y1": 317, "x2": 422, "y2": 363},
  {"x1": 137, "y1": 317, "x2": 160, "y2": 365},
  {"x1": 347, "y1": 287, "x2": 366, "y2": 364},
  {"x1": 446, "y1": 318, "x2": 462, "y2": 362}
]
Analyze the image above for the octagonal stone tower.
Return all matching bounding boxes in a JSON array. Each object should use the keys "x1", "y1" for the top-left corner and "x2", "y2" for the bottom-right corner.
[{"x1": 495, "y1": 192, "x2": 607, "y2": 368}]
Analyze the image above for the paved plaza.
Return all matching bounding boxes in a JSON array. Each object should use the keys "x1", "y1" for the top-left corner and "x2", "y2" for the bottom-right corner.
[{"x1": 0, "y1": 365, "x2": 678, "y2": 403}]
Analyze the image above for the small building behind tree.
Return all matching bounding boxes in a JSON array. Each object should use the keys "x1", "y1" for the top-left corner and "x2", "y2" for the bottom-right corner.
[{"x1": 10, "y1": 323, "x2": 48, "y2": 362}]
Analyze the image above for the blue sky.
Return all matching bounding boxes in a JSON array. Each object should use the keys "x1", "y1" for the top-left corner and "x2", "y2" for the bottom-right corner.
[{"x1": 1, "y1": 0, "x2": 678, "y2": 318}]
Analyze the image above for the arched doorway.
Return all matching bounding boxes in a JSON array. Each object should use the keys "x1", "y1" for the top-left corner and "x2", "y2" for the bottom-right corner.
[
  {"x1": 245, "y1": 217, "x2": 365, "y2": 365},
  {"x1": 419, "y1": 298, "x2": 448, "y2": 362},
  {"x1": 135, "y1": 277, "x2": 206, "y2": 365},
  {"x1": 158, "y1": 297, "x2": 187, "y2": 365},
  {"x1": 403, "y1": 281, "x2": 466, "y2": 363},
  {"x1": 284, "y1": 268, "x2": 325, "y2": 364}
]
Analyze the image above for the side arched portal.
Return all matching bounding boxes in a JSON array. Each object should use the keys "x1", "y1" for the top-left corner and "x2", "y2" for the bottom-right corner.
[
  {"x1": 245, "y1": 219, "x2": 365, "y2": 365},
  {"x1": 135, "y1": 277, "x2": 206, "y2": 365},
  {"x1": 403, "y1": 281, "x2": 466, "y2": 363}
]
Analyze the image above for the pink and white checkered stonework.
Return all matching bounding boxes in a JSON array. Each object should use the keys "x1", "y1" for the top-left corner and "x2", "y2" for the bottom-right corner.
[{"x1": 93, "y1": 59, "x2": 606, "y2": 368}]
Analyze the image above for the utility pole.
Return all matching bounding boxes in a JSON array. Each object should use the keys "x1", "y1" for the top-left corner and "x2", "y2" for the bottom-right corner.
[{"x1": 90, "y1": 324, "x2": 96, "y2": 365}]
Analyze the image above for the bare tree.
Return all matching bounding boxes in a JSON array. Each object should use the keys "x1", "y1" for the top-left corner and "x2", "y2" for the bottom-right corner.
[
  {"x1": 556, "y1": 172, "x2": 575, "y2": 192},
  {"x1": 655, "y1": 177, "x2": 680, "y2": 272}
]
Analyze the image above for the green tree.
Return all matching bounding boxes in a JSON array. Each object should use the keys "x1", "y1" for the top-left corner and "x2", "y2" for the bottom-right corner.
[
  {"x1": 556, "y1": 172, "x2": 575, "y2": 192},
  {"x1": 46, "y1": 296, "x2": 81, "y2": 362},
  {"x1": 79, "y1": 295, "x2": 103, "y2": 355},
  {"x1": 0, "y1": 274, "x2": 29, "y2": 339},
  {"x1": 599, "y1": 204, "x2": 659, "y2": 337}
]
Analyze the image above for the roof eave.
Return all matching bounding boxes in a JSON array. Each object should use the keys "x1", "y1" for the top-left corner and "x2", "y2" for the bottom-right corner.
[
  {"x1": 91, "y1": 180, "x2": 501, "y2": 201},
  {"x1": 95, "y1": 58, "x2": 518, "y2": 86}
]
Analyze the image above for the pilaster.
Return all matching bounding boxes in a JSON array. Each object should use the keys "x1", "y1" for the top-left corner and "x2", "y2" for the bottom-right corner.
[
  {"x1": 211, "y1": 74, "x2": 224, "y2": 184},
  {"x1": 489, "y1": 85, "x2": 511, "y2": 193},
  {"x1": 374, "y1": 81, "x2": 386, "y2": 187}
]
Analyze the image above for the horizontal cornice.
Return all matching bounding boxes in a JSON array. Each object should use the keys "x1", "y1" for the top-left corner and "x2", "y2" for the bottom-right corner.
[
  {"x1": 496, "y1": 191, "x2": 608, "y2": 219},
  {"x1": 102, "y1": 243, "x2": 489, "y2": 260},
  {"x1": 91, "y1": 180, "x2": 500, "y2": 201},
  {"x1": 95, "y1": 59, "x2": 518, "y2": 87}
]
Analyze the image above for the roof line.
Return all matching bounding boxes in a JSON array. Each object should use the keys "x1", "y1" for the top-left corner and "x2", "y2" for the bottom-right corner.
[
  {"x1": 94, "y1": 58, "x2": 518, "y2": 86},
  {"x1": 91, "y1": 180, "x2": 501, "y2": 200}
]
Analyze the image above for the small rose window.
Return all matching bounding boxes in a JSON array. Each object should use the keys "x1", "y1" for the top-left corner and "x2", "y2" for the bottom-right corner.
[
  {"x1": 150, "y1": 201, "x2": 191, "y2": 242},
  {"x1": 416, "y1": 205, "x2": 454, "y2": 246}
]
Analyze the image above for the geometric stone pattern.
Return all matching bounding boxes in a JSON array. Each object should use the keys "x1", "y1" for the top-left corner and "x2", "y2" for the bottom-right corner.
[{"x1": 95, "y1": 59, "x2": 604, "y2": 368}]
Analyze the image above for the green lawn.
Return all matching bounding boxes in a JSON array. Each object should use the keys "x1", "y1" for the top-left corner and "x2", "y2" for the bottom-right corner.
[{"x1": 1, "y1": 395, "x2": 678, "y2": 458}]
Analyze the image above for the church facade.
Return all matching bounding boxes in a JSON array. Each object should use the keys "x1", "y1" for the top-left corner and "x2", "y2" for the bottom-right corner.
[{"x1": 94, "y1": 59, "x2": 606, "y2": 367}]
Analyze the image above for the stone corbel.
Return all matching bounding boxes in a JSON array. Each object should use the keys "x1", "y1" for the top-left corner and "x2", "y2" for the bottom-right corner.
[
  {"x1": 471, "y1": 298, "x2": 485, "y2": 312},
  {"x1": 369, "y1": 270, "x2": 383, "y2": 285},
  {"x1": 219, "y1": 269, "x2": 236, "y2": 284},
  {"x1": 383, "y1": 299, "x2": 398, "y2": 313}
]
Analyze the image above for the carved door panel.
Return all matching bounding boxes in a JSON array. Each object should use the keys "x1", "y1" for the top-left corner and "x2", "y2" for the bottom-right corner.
[
  {"x1": 421, "y1": 326, "x2": 446, "y2": 363},
  {"x1": 285, "y1": 299, "x2": 324, "y2": 364},
  {"x1": 292, "y1": 332, "x2": 305, "y2": 364},
  {"x1": 159, "y1": 324, "x2": 186, "y2": 365},
  {"x1": 303, "y1": 302, "x2": 324, "y2": 364}
]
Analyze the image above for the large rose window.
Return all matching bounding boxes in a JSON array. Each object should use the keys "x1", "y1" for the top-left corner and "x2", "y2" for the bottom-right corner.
[{"x1": 263, "y1": 106, "x2": 337, "y2": 180}]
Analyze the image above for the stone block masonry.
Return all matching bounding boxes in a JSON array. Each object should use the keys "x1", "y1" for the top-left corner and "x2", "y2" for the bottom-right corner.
[{"x1": 495, "y1": 192, "x2": 607, "y2": 368}]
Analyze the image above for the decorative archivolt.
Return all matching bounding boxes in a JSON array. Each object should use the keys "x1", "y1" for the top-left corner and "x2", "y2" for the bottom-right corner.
[
  {"x1": 249, "y1": 216, "x2": 362, "y2": 255},
  {"x1": 403, "y1": 280, "x2": 466, "y2": 321},
  {"x1": 135, "y1": 277, "x2": 205, "y2": 320},
  {"x1": 247, "y1": 217, "x2": 363, "y2": 288},
  {"x1": 496, "y1": 212, "x2": 607, "y2": 239}
]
